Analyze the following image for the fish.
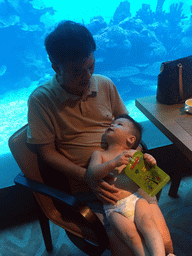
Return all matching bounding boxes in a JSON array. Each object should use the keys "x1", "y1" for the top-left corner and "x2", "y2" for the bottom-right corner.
[{"x1": 0, "y1": 65, "x2": 7, "y2": 76}]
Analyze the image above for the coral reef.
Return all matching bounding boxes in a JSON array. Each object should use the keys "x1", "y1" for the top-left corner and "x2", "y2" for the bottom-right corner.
[
  {"x1": 95, "y1": 0, "x2": 192, "y2": 65},
  {"x1": 1, "y1": 0, "x2": 192, "y2": 94},
  {"x1": 135, "y1": 4, "x2": 155, "y2": 25},
  {"x1": 156, "y1": 0, "x2": 166, "y2": 14},
  {"x1": 111, "y1": 0, "x2": 131, "y2": 25},
  {"x1": 86, "y1": 16, "x2": 107, "y2": 35},
  {"x1": 168, "y1": 2, "x2": 187, "y2": 27}
]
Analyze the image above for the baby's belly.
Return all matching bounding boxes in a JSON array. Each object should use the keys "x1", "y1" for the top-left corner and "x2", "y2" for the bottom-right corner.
[{"x1": 105, "y1": 174, "x2": 139, "y2": 200}]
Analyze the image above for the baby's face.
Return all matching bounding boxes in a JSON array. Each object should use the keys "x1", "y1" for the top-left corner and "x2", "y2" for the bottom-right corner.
[{"x1": 105, "y1": 118, "x2": 133, "y2": 140}]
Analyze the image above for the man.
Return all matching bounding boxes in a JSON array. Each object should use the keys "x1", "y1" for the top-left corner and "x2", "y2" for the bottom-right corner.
[
  {"x1": 27, "y1": 20, "x2": 127, "y2": 203},
  {"x1": 27, "y1": 20, "x2": 173, "y2": 255}
]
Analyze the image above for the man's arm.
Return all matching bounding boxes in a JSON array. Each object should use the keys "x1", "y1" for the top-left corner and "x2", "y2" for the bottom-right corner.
[
  {"x1": 37, "y1": 142, "x2": 120, "y2": 204},
  {"x1": 37, "y1": 142, "x2": 86, "y2": 181}
]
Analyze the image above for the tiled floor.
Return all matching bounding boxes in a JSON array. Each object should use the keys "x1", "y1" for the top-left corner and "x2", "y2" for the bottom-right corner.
[{"x1": 0, "y1": 176, "x2": 192, "y2": 256}]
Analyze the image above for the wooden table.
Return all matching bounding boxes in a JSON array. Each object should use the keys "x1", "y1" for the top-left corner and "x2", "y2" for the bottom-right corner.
[{"x1": 135, "y1": 95, "x2": 192, "y2": 197}]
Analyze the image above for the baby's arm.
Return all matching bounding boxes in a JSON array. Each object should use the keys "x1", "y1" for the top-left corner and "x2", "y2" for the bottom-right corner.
[{"x1": 86, "y1": 150, "x2": 132, "y2": 181}]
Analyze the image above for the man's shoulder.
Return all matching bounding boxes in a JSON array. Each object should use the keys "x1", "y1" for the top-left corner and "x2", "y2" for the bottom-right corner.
[
  {"x1": 93, "y1": 74, "x2": 113, "y2": 84},
  {"x1": 93, "y1": 74, "x2": 115, "y2": 92},
  {"x1": 29, "y1": 77, "x2": 54, "y2": 100}
]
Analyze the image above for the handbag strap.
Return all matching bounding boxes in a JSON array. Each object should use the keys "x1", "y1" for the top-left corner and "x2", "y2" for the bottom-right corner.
[{"x1": 178, "y1": 63, "x2": 184, "y2": 101}]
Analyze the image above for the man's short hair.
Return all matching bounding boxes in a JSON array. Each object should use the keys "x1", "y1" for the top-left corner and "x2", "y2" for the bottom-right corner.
[
  {"x1": 115, "y1": 114, "x2": 143, "y2": 149},
  {"x1": 44, "y1": 20, "x2": 96, "y2": 65}
]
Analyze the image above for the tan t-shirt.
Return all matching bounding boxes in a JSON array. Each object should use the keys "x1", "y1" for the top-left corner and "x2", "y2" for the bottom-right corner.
[{"x1": 27, "y1": 74, "x2": 128, "y2": 168}]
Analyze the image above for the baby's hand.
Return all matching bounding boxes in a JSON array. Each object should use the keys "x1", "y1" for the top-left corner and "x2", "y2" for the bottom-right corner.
[
  {"x1": 144, "y1": 153, "x2": 157, "y2": 166},
  {"x1": 115, "y1": 149, "x2": 137, "y2": 167}
]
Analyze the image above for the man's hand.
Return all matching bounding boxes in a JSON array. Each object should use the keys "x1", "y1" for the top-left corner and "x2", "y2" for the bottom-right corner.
[{"x1": 87, "y1": 178, "x2": 121, "y2": 205}]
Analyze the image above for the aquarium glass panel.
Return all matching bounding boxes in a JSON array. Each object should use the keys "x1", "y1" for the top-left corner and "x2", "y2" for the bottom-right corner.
[{"x1": 0, "y1": 0, "x2": 192, "y2": 155}]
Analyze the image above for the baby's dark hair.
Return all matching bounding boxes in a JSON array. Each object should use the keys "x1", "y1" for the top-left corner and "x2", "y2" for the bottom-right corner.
[
  {"x1": 115, "y1": 114, "x2": 143, "y2": 149},
  {"x1": 44, "y1": 20, "x2": 96, "y2": 65}
]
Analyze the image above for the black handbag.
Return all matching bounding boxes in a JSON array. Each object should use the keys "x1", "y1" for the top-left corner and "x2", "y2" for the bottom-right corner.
[{"x1": 156, "y1": 55, "x2": 192, "y2": 105}]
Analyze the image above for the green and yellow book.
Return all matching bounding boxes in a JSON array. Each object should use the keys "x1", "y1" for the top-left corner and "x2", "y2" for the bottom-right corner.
[{"x1": 125, "y1": 151, "x2": 170, "y2": 197}]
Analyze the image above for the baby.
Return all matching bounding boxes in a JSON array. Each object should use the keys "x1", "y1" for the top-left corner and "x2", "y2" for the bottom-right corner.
[{"x1": 86, "y1": 114, "x2": 175, "y2": 256}]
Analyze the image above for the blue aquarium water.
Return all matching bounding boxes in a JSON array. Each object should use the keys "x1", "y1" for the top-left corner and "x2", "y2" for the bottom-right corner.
[{"x1": 0, "y1": 0, "x2": 192, "y2": 155}]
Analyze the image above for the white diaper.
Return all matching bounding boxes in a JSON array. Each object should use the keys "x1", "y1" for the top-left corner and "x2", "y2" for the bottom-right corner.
[{"x1": 104, "y1": 191, "x2": 143, "y2": 222}]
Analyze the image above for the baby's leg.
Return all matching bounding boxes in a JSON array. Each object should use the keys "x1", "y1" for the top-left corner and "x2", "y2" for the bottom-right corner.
[
  {"x1": 149, "y1": 203, "x2": 174, "y2": 254},
  {"x1": 135, "y1": 198, "x2": 165, "y2": 256},
  {"x1": 108, "y1": 212, "x2": 150, "y2": 256},
  {"x1": 138, "y1": 188, "x2": 174, "y2": 254}
]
